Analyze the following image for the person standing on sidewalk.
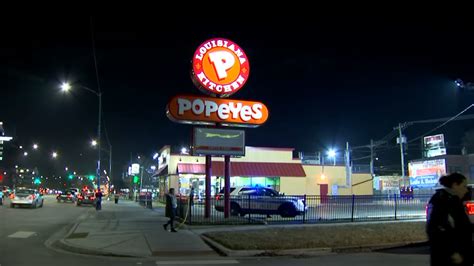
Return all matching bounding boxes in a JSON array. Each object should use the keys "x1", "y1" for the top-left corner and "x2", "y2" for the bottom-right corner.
[
  {"x1": 189, "y1": 186, "x2": 195, "y2": 207},
  {"x1": 163, "y1": 188, "x2": 177, "y2": 232},
  {"x1": 426, "y1": 173, "x2": 471, "y2": 266},
  {"x1": 114, "y1": 190, "x2": 119, "y2": 204},
  {"x1": 95, "y1": 189, "x2": 103, "y2": 211}
]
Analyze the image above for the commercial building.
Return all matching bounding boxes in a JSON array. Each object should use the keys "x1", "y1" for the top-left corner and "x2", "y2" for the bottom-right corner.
[{"x1": 152, "y1": 145, "x2": 373, "y2": 198}]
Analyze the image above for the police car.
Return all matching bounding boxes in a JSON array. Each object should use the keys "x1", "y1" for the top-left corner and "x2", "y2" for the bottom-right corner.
[{"x1": 214, "y1": 186, "x2": 306, "y2": 218}]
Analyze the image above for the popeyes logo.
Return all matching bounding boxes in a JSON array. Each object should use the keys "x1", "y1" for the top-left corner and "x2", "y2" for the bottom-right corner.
[
  {"x1": 192, "y1": 38, "x2": 250, "y2": 97},
  {"x1": 167, "y1": 95, "x2": 268, "y2": 127}
]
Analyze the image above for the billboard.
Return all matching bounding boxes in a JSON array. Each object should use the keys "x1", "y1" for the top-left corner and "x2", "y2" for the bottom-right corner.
[
  {"x1": 423, "y1": 134, "x2": 446, "y2": 158},
  {"x1": 373, "y1": 176, "x2": 401, "y2": 191},
  {"x1": 193, "y1": 127, "x2": 245, "y2": 156},
  {"x1": 408, "y1": 159, "x2": 446, "y2": 188}
]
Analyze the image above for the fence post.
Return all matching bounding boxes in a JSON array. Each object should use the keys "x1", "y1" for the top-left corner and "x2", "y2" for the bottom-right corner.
[
  {"x1": 303, "y1": 194, "x2": 307, "y2": 224},
  {"x1": 188, "y1": 199, "x2": 192, "y2": 225},
  {"x1": 394, "y1": 193, "x2": 398, "y2": 220},
  {"x1": 351, "y1": 194, "x2": 355, "y2": 222},
  {"x1": 248, "y1": 194, "x2": 251, "y2": 224}
]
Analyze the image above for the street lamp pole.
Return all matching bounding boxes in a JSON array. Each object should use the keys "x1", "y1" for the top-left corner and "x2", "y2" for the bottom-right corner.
[
  {"x1": 61, "y1": 82, "x2": 102, "y2": 190},
  {"x1": 97, "y1": 92, "x2": 102, "y2": 190}
]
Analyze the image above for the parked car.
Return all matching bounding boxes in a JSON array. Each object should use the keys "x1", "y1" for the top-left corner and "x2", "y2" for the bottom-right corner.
[
  {"x1": 10, "y1": 188, "x2": 44, "y2": 208},
  {"x1": 214, "y1": 186, "x2": 306, "y2": 217},
  {"x1": 56, "y1": 189, "x2": 77, "y2": 203},
  {"x1": 76, "y1": 189, "x2": 96, "y2": 206}
]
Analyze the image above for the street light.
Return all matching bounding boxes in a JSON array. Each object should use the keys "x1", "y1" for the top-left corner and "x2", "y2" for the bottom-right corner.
[
  {"x1": 52, "y1": 152, "x2": 58, "y2": 158},
  {"x1": 91, "y1": 140, "x2": 98, "y2": 146},
  {"x1": 23, "y1": 152, "x2": 28, "y2": 156},
  {"x1": 455, "y1": 78, "x2": 474, "y2": 90},
  {"x1": 33, "y1": 144, "x2": 38, "y2": 150},
  {"x1": 327, "y1": 149, "x2": 336, "y2": 166},
  {"x1": 60, "y1": 82, "x2": 71, "y2": 92},
  {"x1": 60, "y1": 82, "x2": 103, "y2": 189}
]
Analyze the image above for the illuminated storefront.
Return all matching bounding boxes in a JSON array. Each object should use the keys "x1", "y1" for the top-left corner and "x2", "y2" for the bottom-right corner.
[{"x1": 153, "y1": 145, "x2": 374, "y2": 197}]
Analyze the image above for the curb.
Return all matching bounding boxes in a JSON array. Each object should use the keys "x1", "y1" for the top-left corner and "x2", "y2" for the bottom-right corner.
[
  {"x1": 201, "y1": 235, "x2": 427, "y2": 257},
  {"x1": 201, "y1": 235, "x2": 332, "y2": 257},
  {"x1": 332, "y1": 240, "x2": 428, "y2": 253},
  {"x1": 52, "y1": 238, "x2": 140, "y2": 258}
]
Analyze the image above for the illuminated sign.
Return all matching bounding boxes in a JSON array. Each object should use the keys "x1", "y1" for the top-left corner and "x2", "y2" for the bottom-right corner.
[
  {"x1": 191, "y1": 38, "x2": 250, "y2": 97},
  {"x1": 131, "y1": 164, "x2": 140, "y2": 175},
  {"x1": 166, "y1": 95, "x2": 268, "y2": 127},
  {"x1": 423, "y1": 134, "x2": 446, "y2": 158},
  {"x1": 408, "y1": 159, "x2": 446, "y2": 188}
]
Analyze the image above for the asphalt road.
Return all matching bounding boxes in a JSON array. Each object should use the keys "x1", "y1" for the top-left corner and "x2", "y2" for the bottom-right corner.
[{"x1": 0, "y1": 195, "x2": 430, "y2": 266}]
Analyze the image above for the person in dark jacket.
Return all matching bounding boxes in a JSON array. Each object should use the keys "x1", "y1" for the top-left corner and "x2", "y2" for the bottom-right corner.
[
  {"x1": 426, "y1": 173, "x2": 471, "y2": 266},
  {"x1": 163, "y1": 188, "x2": 177, "y2": 232},
  {"x1": 95, "y1": 189, "x2": 103, "y2": 211}
]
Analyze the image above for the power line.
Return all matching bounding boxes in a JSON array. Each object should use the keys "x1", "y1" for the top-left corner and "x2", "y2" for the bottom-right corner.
[{"x1": 407, "y1": 104, "x2": 474, "y2": 144}]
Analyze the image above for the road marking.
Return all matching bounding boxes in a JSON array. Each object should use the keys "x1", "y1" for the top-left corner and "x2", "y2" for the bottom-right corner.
[
  {"x1": 8, "y1": 231, "x2": 36, "y2": 238},
  {"x1": 156, "y1": 260, "x2": 239, "y2": 265}
]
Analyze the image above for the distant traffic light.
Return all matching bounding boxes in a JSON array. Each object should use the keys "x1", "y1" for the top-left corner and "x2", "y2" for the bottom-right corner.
[
  {"x1": 0, "y1": 174, "x2": 3, "y2": 182},
  {"x1": 133, "y1": 175, "x2": 139, "y2": 184},
  {"x1": 88, "y1": 175, "x2": 95, "y2": 181},
  {"x1": 68, "y1": 174, "x2": 74, "y2": 180},
  {"x1": 34, "y1": 177, "x2": 41, "y2": 185}
]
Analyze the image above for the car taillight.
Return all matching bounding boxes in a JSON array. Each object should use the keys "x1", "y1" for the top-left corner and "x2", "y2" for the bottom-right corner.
[
  {"x1": 67, "y1": 194, "x2": 72, "y2": 198},
  {"x1": 466, "y1": 202, "x2": 474, "y2": 215},
  {"x1": 215, "y1": 195, "x2": 222, "y2": 200}
]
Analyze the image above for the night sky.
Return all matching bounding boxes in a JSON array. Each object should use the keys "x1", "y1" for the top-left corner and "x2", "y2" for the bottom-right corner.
[{"x1": 2, "y1": 15, "x2": 474, "y2": 180}]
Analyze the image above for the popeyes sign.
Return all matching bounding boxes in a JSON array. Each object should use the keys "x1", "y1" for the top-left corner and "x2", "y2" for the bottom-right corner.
[
  {"x1": 191, "y1": 38, "x2": 250, "y2": 98},
  {"x1": 167, "y1": 37, "x2": 268, "y2": 128},
  {"x1": 167, "y1": 95, "x2": 269, "y2": 127}
]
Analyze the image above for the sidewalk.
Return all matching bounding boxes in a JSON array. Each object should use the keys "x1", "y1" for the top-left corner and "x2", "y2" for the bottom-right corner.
[
  {"x1": 52, "y1": 199, "x2": 427, "y2": 258},
  {"x1": 54, "y1": 199, "x2": 218, "y2": 258}
]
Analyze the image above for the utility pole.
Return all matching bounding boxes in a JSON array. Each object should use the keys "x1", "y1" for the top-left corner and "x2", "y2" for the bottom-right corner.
[
  {"x1": 397, "y1": 123, "x2": 406, "y2": 187},
  {"x1": 345, "y1": 142, "x2": 352, "y2": 194},
  {"x1": 370, "y1": 139, "x2": 374, "y2": 177},
  {"x1": 139, "y1": 166, "x2": 144, "y2": 193},
  {"x1": 109, "y1": 145, "x2": 112, "y2": 184}
]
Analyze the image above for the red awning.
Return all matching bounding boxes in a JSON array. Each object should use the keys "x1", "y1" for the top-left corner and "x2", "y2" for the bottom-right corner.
[
  {"x1": 152, "y1": 165, "x2": 168, "y2": 177},
  {"x1": 177, "y1": 162, "x2": 306, "y2": 177},
  {"x1": 177, "y1": 163, "x2": 205, "y2": 174}
]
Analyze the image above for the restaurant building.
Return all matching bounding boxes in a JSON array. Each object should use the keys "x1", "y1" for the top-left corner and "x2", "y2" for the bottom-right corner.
[{"x1": 153, "y1": 145, "x2": 373, "y2": 198}]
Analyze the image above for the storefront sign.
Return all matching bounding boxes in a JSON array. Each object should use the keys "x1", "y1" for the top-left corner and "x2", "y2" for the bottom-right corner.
[
  {"x1": 193, "y1": 127, "x2": 245, "y2": 156},
  {"x1": 191, "y1": 38, "x2": 250, "y2": 98},
  {"x1": 167, "y1": 95, "x2": 268, "y2": 127}
]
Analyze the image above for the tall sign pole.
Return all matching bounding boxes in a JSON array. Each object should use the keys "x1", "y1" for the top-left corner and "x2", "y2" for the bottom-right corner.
[
  {"x1": 205, "y1": 155, "x2": 212, "y2": 218},
  {"x1": 167, "y1": 38, "x2": 268, "y2": 219}
]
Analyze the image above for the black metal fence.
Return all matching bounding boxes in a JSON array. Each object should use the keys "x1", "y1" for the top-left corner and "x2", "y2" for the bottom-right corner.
[{"x1": 176, "y1": 194, "x2": 431, "y2": 225}]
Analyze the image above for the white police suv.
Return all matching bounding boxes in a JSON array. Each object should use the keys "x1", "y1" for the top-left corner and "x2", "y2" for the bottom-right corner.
[{"x1": 214, "y1": 186, "x2": 306, "y2": 218}]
